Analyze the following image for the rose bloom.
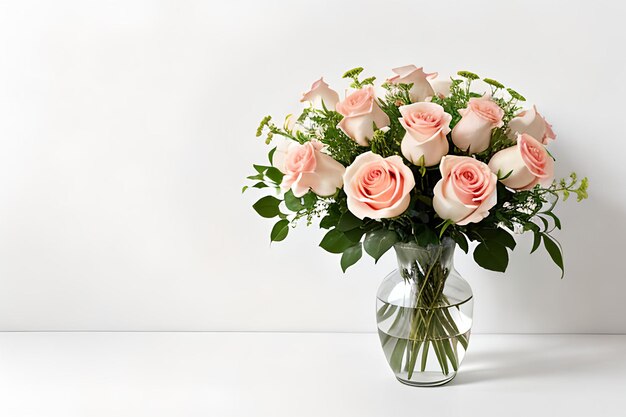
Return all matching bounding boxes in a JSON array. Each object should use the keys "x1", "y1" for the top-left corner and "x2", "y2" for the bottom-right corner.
[
  {"x1": 336, "y1": 87, "x2": 390, "y2": 146},
  {"x1": 273, "y1": 139, "x2": 345, "y2": 197},
  {"x1": 427, "y1": 73, "x2": 453, "y2": 98},
  {"x1": 451, "y1": 97, "x2": 504, "y2": 153},
  {"x1": 508, "y1": 105, "x2": 556, "y2": 145},
  {"x1": 387, "y1": 65, "x2": 435, "y2": 102},
  {"x1": 343, "y1": 152, "x2": 415, "y2": 219},
  {"x1": 398, "y1": 102, "x2": 451, "y2": 167},
  {"x1": 488, "y1": 133, "x2": 554, "y2": 190},
  {"x1": 433, "y1": 156, "x2": 498, "y2": 225},
  {"x1": 300, "y1": 78, "x2": 339, "y2": 110}
]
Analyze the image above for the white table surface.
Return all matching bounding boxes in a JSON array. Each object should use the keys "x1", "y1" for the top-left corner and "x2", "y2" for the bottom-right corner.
[{"x1": 0, "y1": 332, "x2": 624, "y2": 416}]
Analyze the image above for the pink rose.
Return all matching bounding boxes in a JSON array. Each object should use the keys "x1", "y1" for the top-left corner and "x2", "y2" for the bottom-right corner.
[
  {"x1": 343, "y1": 152, "x2": 415, "y2": 219},
  {"x1": 488, "y1": 133, "x2": 554, "y2": 190},
  {"x1": 336, "y1": 87, "x2": 390, "y2": 146},
  {"x1": 508, "y1": 106, "x2": 556, "y2": 145},
  {"x1": 399, "y1": 102, "x2": 451, "y2": 167},
  {"x1": 387, "y1": 65, "x2": 435, "y2": 102},
  {"x1": 451, "y1": 97, "x2": 504, "y2": 153},
  {"x1": 300, "y1": 78, "x2": 339, "y2": 110},
  {"x1": 433, "y1": 156, "x2": 498, "y2": 225},
  {"x1": 274, "y1": 139, "x2": 345, "y2": 197}
]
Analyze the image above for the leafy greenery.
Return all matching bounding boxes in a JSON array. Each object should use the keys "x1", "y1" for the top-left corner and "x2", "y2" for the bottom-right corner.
[
  {"x1": 343, "y1": 67, "x2": 376, "y2": 89},
  {"x1": 270, "y1": 219, "x2": 290, "y2": 242},
  {"x1": 252, "y1": 196, "x2": 281, "y2": 219}
]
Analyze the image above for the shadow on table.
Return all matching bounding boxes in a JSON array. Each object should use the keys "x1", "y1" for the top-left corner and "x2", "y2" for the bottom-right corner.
[{"x1": 450, "y1": 336, "x2": 622, "y2": 386}]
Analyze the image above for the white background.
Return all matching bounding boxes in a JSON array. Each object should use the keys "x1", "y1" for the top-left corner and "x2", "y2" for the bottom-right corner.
[{"x1": 0, "y1": 0, "x2": 624, "y2": 333}]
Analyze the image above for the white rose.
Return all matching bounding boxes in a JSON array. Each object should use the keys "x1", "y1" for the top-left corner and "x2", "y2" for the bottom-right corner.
[
  {"x1": 300, "y1": 78, "x2": 339, "y2": 110},
  {"x1": 427, "y1": 73, "x2": 453, "y2": 97},
  {"x1": 387, "y1": 65, "x2": 435, "y2": 102}
]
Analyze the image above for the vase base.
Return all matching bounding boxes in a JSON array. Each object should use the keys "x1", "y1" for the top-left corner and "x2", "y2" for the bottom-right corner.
[{"x1": 395, "y1": 372, "x2": 456, "y2": 387}]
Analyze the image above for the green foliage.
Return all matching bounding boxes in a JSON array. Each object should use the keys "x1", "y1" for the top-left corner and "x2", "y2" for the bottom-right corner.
[
  {"x1": 483, "y1": 78, "x2": 504, "y2": 89},
  {"x1": 309, "y1": 108, "x2": 365, "y2": 165},
  {"x1": 457, "y1": 70, "x2": 480, "y2": 80},
  {"x1": 507, "y1": 88, "x2": 526, "y2": 101},
  {"x1": 369, "y1": 128, "x2": 399, "y2": 158},
  {"x1": 342, "y1": 67, "x2": 363, "y2": 79},
  {"x1": 342, "y1": 67, "x2": 376, "y2": 89},
  {"x1": 319, "y1": 229, "x2": 356, "y2": 254},
  {"x1": 542, "y1": 234, "x2": 564, "y2": 278},
  {"x1": 256, "y1": 115, "x2": 298, "y2": 145},
  {"x1": 341, "y1": 243, "x2": 363, "y2": 272},
  {"x1": 283, "y1": 190, "x2": 304, "y2": 212},
  {"x1": 364, "y1": 229, "x2": 399, "y2": 263},
  {"x1": 253, "y1": 196, "x2": 282, "y2": 219},
  {"x1": 336, "y1": 210, "x2": 363, "y2": 232},
  {"x1": 473, "y1": 241, "x2": 509, "y2": 272},
  {"x1": 270, "y1": 219, "x2": 290, "y2": 242}
]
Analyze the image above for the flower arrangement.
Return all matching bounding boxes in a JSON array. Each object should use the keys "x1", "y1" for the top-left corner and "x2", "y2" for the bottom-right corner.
[{"x1": 245, "y1": 66, "x2": 588, "y2": 276}]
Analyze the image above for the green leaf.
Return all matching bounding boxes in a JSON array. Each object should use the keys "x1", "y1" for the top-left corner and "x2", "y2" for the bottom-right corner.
[
  {"x1": 283, "y1": 190, "x2": 304, "y2": 212},
  {"x1": 531, "y1": 231, "x2": 542, "y2": 253},
  {"x1": 363, "y1": 229, "x2": 399, "y2": 263},
  {"x1": 320, "y1": 214, "x2": 337, "y2": 229},
  {"x1": 241, "y1": 185, "x2": 249, "y2": 193},
  {"x1": 302, "y1": 192, "x2": 317, "y2": 209},
  {"x1": 438, "y1": 219, "x2": 454, "y2": 238},
  {"x1": 265, "y1": 167, "x2": 283, "y2": 184},
  {"x1": 415, "y1": 226, "x2": 438, "y2": 247},
  {"x1": 252, "y1": 196, "x2": 281, "y2": 218},
  {"x1": 497, "y1": 169, "x2": 513, "y2": 180},
  {"x1": 337, "y1": 211, "x2": 362, "y2": 232},
  {"x1": 319, "y1": 229, "x2": 354, "y2": 254},
  {"x1": 252, "y1": 182, "x2": 268, "y2": 189},
  {"x1": 344, "y1": 227, "x2": 364, "y2": 243},
  {"x1": 253, "y1": 164, "x2": 270, "y2": 174},
  {"x1": 268, "y1": 147, "x2": 276, "y2": 164},
  {"x1": 246, "y1": 173, "x2": 264, "y2": 181},
  {"x1": 542, "y1": 234, "x2": 564, "y2": 278},
  {"x1": 478, "y1": 228, "x2": 516, "y2": 250},
  {"x1": 340, "y1": 243, "x2": 363, "y2": 272},
  {"x1": 543, "y1": 211, "x2": 562, "y2": 230},
  {"x1": 452, "y1": 232, "x2": 469, "y2": 253},
  {"x1": 473, "y1": 242, "x2": 509, "y2": 273},
  {"x1": 270, "y1": 219, "x2": 289, "y2": 242},
  {"x1": 524, "y1": 222, "x2": 540, "y2": 233}
]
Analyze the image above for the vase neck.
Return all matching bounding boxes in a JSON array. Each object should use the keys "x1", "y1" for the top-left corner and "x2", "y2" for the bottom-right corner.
[{"x1": 393, "y1": 238, "x2": 456, "y2": 283}]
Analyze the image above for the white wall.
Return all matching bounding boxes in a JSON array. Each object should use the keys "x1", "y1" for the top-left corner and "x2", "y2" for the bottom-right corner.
[{"x1": 0, "y1": 0, "x2": 624, "y2": 333}]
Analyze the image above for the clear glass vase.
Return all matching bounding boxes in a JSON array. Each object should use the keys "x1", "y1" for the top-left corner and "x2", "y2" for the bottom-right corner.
[{"x1": 376, "y1": 238, "x2": 473, "y2": 387}]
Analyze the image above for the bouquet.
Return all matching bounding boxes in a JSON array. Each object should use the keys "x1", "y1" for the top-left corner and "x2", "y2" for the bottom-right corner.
[
  {"x1": 244, "y1": 65, "x2": 588, "y2": 384},
  {"x1": 246, "y1": 65, "x2": 587, "y2": 274}
]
